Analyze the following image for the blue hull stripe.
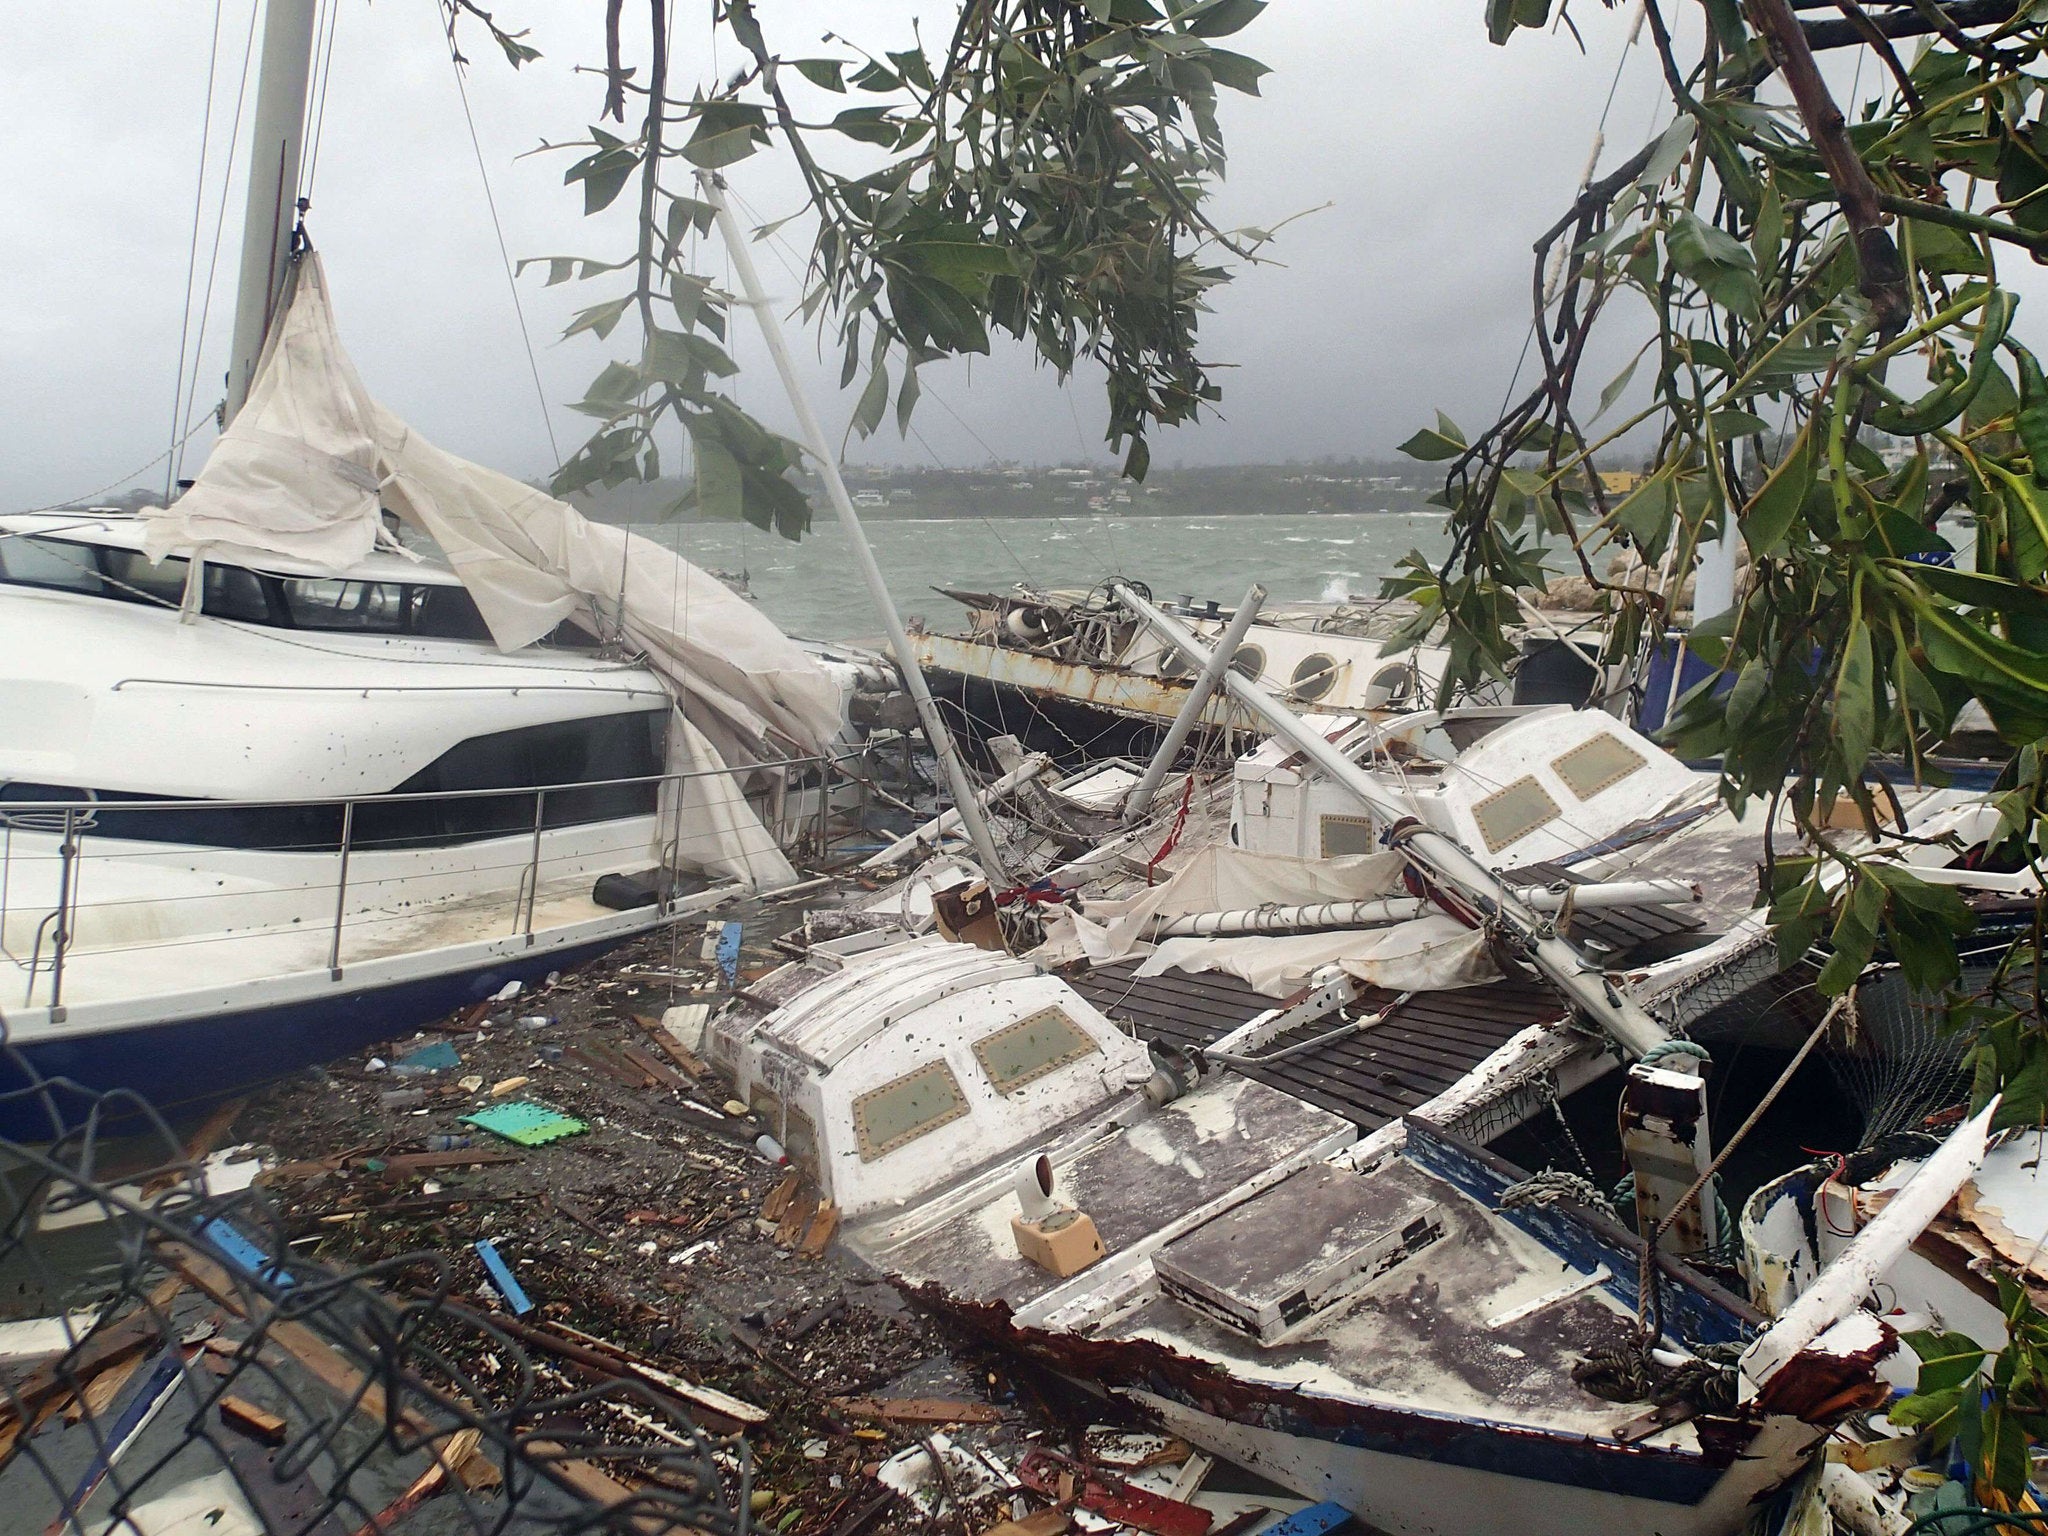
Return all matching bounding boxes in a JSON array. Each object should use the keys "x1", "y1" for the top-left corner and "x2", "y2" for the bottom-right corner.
[{"x1": 0, "y1": 937, "x2": 624, "y2": 1141}]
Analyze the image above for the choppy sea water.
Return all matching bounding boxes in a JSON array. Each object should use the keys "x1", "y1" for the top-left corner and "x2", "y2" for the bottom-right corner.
[{"x1": 640, "y1": 510, "x2": 1458, "y2": 642}]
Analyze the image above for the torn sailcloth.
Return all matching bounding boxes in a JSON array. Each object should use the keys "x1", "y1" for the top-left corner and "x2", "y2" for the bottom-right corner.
[
  {"x1": 1033, "y1": 845, "x2": 1409, "y2": 966},
  {"x1": 1136, "y1": 915, "x2": 1501, "y2": 997},
  {"x1": 1030, "y1": 845, "x2": 1499, "y2": 996},
  {"x1": 143, "y1": 254, "x2": 842, "y2": 887}
]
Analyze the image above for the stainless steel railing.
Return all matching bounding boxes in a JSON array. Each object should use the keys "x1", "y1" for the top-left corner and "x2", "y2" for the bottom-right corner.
[{"x1": 3, "y1": 749, "x2": 874, "y2": 1012}]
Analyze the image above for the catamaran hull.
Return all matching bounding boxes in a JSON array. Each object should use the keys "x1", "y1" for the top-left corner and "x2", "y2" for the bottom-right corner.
[{"x1": 0, "y1": 923, "x2": 658, "y2": 1141}]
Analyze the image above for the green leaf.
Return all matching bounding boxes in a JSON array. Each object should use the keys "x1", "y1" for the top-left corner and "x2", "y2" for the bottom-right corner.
[
  {"x1": 1186, "y1": 0, "x2": 1266, "y2": 38},
  {"x1": 1710, "y1": 408, "x2": 1769, "y2": 438},
  {"x1": 566, "y1": 145, "x2": 637, "y2": 215},
  {"x1": 852, "y1": 361, "x2": 890, "y2": 438},
  {"x1": 1398, "y1": 412, "x2": 1466, "y2": 462},
  {"x1": 896, "y1": 362, "x2": 921, "y2": 436},
  {"x1": 683, "y1": 101, "x2": 770, "y2": 169},
  {"x1": 646, "y1": 328, "x2": 738, "y2": 383},
  {"x1": 828, "y1": 106, "x2": 903, "y2": 147},
  {"x1": 1594, "y1": 354, "x2": 1640, "y2": 422},
  {"x1": 1666, "y1": 212, "x2": 1760, "y2": 319},
  {"x1": 2014, "y1": 344, "x2": 2048, "y2": 479},
  {"x1": 883, "y1": 47, "x2": 932, "y2": 89},
  {"x1": 792, "y1": 58, "x2": 847, "y2": 92},
  {"x1": 1835, "y1": 619, "x2": 1876, "y2": 777},
  {"x1": 563, "y1": 295, "x2": 633, "y2": 342},
  {"x1": 1612, "y1": 468, "x2": 1676, "y2": 558},
  {"x1": 885, "y1": 227, "x2": 1017, "y2": 297},
  {"x1": 1203, "y1": 48, "x2": 1270, "y2": 94},
  {"x1": 1701, "y1": 0, "x2": 1747, "y2": 51},
  {"x1": 1753, "y1": 173, "x2": 1783, "y2": 273},
  {"x1": 1902, "y1": 1330, "x2": 1987, "y2": 1395},
  {"x1": 1638, "y1": 118, "x2": 1697, "y2": 191},
  {"x1": 1740, "y1": 427, "x2": 1815, "y2": 556}
]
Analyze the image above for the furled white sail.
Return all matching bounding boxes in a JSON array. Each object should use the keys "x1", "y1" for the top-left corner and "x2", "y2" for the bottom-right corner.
[{"x1": 145, "y1": 254, "x2": 844, "y2": 887}]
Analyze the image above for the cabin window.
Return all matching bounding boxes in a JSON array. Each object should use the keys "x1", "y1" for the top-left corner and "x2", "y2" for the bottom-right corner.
[
  {"x1": 98, "y1": 550, "x2": 189, "y2": 607},
  {"x1": 283, "y1": 578, "x2": 413, "y2": 630},
  {"x1": 1471, "y1": 775, "x2": 1562, "y2": 853},
  {"x1": 973, "y1": 1008, "x2": 1100, "y2": 1095},
  {"x1": 1320, "y1": 815, "x2": 1376, "y2": 858},
  {"x1": 55, "y1": 709, "x2": 668, "y2": 851},
  {"x1": 853, "y1": 1062, "x2": 969, "y2": 1160},
  {"x1": 1229, "y1": 644, "x2": 1266, "y2": 681},
  {"x1": 1552, "y1": 734, "x2": 1647, "y2": 800},
  {"x1": 0, "y1": 536, "x2": 103, "y2": 594},
  {"x1": 0, "y1": 535, "x2": 500, "y2": 638},
  {"x1": 203, "y1": 563, "x2": 272, "y2": 622},
  {"x1": 1290, "y1": 653, "x2": 1338, "y2": 702},
  {"x1": 1156, "y1": 646, "x2": 1192, "y2": 680}
]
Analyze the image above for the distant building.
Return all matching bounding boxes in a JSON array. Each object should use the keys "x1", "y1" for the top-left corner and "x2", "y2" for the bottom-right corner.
[{"x1": 1598, "y1": 469, "x2": 1642, "y2": 495}]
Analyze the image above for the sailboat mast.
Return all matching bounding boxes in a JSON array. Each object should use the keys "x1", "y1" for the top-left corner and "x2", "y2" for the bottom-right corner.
[
  {"x1": 223, "y1": 0, "x2": 317, "y2": 427},
  {"x1": 699, "y1": 172, "x2": 1012, "y2": 884}
]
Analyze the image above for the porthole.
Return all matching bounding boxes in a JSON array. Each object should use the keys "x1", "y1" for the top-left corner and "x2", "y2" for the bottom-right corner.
[
  {"x1": 1363, "y1": 664, "x2": 1414, "y2": 710},
  {"x1": 1290, "y1": 653, "x2": 1338, "y2": 702},
  {"x1": 1229, "y1": 643, "x2": 1266, "y2": 680},
  {"x1": 1157, "y1": 646, "x2": 1192, "y2": 680}
]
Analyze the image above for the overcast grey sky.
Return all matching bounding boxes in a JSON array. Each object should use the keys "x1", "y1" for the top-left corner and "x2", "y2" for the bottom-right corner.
[{"x1": 8, "y1": 2, "x2": 2038, "y2": 510}]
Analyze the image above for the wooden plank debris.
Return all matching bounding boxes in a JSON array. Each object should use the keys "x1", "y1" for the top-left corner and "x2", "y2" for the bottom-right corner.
[
  {"x1": 618, "y1": 1042, "x2": 692, "y2": 1092},
  {"x1": 799, "y1": 1201, "x2": 840, "y2": 1256},
  {"x1": 762, "y1": 1172, "x2": 802, "y2": 1223},
  {"x1": 632, "y1": 1011, "x2": 710, "y2": 1079},
  {"x1": 775, "y1": 1189, "x2": 819, "y2": 1249},
  {"x1": 219, "y1": 1394, "x2": 289, "y2": 1446}
]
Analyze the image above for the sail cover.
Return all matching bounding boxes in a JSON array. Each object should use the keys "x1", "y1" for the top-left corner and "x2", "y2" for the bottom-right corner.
[{"x1": 145, "y1": 254, "x2": 845, "y2": 888}]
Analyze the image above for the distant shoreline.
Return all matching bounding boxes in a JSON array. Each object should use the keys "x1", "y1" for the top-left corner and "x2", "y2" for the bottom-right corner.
[{"x1": 608, "y1": 502, "x2": 1449, "y2": 526}]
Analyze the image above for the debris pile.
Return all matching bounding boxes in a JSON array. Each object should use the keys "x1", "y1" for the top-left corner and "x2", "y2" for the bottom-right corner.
[{"x1": 0, "y1": 901, "x2": 1314, "y2": 1536}]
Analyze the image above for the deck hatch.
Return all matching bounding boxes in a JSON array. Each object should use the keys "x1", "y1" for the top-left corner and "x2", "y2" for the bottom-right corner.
[
  {"x1": 1470, "y1": 775, "x2": 1561, "y2": 853},
  {"x1": 1155, "y1": 1162, "x2": 1445, "y2": 1345},
  {"x1": 1552, "y1": 734, "x2": 1647, "y2": 800},
  {"x1": 973, "y1": 1008, "x2": 1100, "y2": 1095},
  {"x1": 852, "y1": 1061, "x2": 969, "y2": 1160},
  {"x1": 1319, "y1": 814, "x2": 1375, "y2": 859}
]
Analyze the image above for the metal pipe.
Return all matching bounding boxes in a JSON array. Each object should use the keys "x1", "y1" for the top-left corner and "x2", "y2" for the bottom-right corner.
[
  {"x1": 327, "y1": 800, "x2": 354, "y2": 978},
  {"x1": 1109, "y1": 582, "x2": 1671, "y2": 1058},
  {"x1": 1521, "y1": 879, "x2": 1701, "y2": 910},
  {"x1": 1121, "y1": 584, "x2": 1265, "y2": 826},
  {"x1": 522, "y1": 789, "x2": 547, "y2": 941},
  {"x1": 50, "y1": 809, "x2": 76, "y2": 1012},
  {"x1": 700, "y1": 170, "x2": 1011, "y2": 885},
  {"x1": 224, "y1": 0, "x2": 317, "y2": 426}
]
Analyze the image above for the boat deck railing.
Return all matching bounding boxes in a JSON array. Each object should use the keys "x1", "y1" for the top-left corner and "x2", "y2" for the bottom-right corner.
[{"x1": 0, "y1": 751, "x2": 869, "y2": 1014}]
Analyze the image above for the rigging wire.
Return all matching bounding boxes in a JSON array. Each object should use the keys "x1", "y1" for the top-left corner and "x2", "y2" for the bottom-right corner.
[
  {"x1": 444, "y1": 29, "x2": 563, "y2": 470},
  {"x1": 173, "y1": 0, "x2": 264, "y2": 489},
  {"x1": 300, "y1": 0, "x2": 342, "y2": 201},
  {"x1": 166, "y1": 0, "x2": 230, "y2": 505}
]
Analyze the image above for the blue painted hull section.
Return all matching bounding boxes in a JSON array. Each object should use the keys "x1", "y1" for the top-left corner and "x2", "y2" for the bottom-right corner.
[{"x1": 0, "y1": 937, "x2": 627, "y2": 1142}]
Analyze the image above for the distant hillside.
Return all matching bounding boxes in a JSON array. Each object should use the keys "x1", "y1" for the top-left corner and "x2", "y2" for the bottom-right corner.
[{"x1": 568, "y1": 460, "x2": 1441, "y2": 525}]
